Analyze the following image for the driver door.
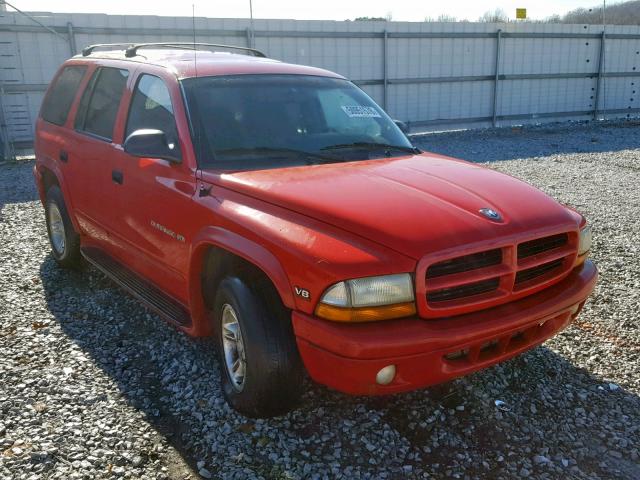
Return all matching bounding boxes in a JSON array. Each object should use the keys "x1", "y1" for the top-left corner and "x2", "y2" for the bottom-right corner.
[{"x1": 110, "y1": 72, "x2": 197, "y2": 302}]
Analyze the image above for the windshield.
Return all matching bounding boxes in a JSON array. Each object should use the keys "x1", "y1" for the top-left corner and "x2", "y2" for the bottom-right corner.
[{"x1": 182, "y1": 74, "x2": 414, "y2": 170}]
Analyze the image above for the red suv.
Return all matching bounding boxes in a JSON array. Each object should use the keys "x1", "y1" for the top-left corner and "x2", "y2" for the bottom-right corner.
[{"x1": 34, "y1": 43, "x2": 597, "y2": 417}]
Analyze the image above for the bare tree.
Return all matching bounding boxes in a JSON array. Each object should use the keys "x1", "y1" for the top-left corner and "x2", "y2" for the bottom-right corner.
[
  {"x1": 437, "y1": 14, "x2": 458, "y2": 22},
  {"x1": 559, "y1": 0, "x2": 640, "y2": 25},
  {"x1": 352, "y1": 12, "x2": 392, "y2": 22},
  {"x1": 478, "y1": 8, "x2": 509, "y2": 23},
  {"x1": 363, "y1": 0, "x2": 640, "y2": 25},
  {"x1": 353, "y1": 16, "x2": 389, "y2": 22}
]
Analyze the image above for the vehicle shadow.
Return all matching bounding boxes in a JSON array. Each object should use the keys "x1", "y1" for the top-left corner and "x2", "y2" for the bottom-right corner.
[
  {"x1": 411, "y1": 120, "x2": 640, "y2": 163},
  {"x1": 39, "y1": 255, "x2": 640, "y2": 479}
]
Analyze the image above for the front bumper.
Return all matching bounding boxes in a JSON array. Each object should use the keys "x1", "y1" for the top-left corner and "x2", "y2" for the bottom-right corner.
[{"x1": 292, "y1": 260, "x2": 597, "y2": 395}]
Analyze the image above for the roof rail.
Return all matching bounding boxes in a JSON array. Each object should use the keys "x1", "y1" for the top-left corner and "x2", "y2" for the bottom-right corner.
[
  {"x1": 81, "y1": 42, "x2": 267, "y2": 59},
  {"x1": 124, "y1": 42, "x2": 266, "y2": 58},
  {"x1": 81, "y1": 43, "x2": 134, "y2": 56}
]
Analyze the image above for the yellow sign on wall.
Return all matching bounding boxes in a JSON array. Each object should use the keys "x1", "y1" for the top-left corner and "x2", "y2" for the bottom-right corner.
[{"x1": 516, "y1": 8, "x2": 527, "y2": 19}]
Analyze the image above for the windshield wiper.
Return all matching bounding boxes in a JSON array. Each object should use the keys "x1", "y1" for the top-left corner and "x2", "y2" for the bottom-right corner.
[
  {"x1": 216, "y1": 146, "x2": 340, "y2": 165},
  {"x1": 321, "y1": 142, "x2": 420, "y2": 155}
]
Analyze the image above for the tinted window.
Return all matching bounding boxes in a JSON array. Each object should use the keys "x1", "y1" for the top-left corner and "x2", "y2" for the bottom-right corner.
[
  {"x1": 75, "y1": 67, "x2": 129, "y2": 140},
  {"x1": 125, "y1": 75, "x2": 178, "y2": 143},
  {"x1": 182, "y1": 75, "x2": 412, "y2": 170},
  {"x1": 74, "y1": 70, "x2": 99, "y2": 131},
  {"x1": 41, "y1": 66, "x2": 87, "y2": 126}
]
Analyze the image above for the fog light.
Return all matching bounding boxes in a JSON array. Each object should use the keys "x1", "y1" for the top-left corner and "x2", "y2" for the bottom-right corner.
[{"x1": 375, "y1": 365, "x2": 396, "y2": 385}]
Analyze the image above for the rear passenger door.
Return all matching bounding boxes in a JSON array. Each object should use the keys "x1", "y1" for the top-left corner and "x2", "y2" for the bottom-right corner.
[{"x1": 66, "y1": 66, "x2": 130, "y2": 243}]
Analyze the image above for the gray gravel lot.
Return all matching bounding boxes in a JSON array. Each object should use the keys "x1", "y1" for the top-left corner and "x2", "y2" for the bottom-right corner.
[{"x1": 1, "y1": 120, "x2": 639, "y2": 479}]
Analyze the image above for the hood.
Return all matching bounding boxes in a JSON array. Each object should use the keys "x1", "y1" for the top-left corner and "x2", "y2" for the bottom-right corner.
[{"x1": 207, "y1": 153, "x2": 579, "y2": 260}]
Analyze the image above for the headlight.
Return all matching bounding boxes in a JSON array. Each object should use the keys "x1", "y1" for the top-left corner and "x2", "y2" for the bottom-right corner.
[
  {"x1": 578, "y1": 224, "x2": 592, "y2": 256},
  {"x1": 315, "y1": 273, "x2": 416, "y2": 322}
]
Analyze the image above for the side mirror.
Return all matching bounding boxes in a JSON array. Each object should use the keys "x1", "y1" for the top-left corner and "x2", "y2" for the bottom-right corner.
[
  {"x1": 393, "y1": 119, "x2": 410, "y2": 135},
  {"x1": 123, "y1": 129, "x2": 181, "y2": 163}
]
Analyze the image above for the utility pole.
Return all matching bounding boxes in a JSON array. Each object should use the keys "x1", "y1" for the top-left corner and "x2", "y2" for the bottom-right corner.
[{"x1": 249, "y1": 0, "x2": 255, "y2": 48}]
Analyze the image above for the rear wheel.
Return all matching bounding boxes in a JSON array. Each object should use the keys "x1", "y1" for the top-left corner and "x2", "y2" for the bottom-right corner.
[
  {"x1": 45, "y1": 186, "x2": 81, "y2": 268},
  {"x1": 214, "y1": 276, "x2": 303, "y2": 417}
]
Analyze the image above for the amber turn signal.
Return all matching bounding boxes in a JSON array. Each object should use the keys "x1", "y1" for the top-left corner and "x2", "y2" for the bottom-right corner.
[
  {"x1": 575, "y1": 253, "x2": 588, "y2": 267},
  {"x1": 315, "y1": 301, "x2": 416, "y2": 322}
]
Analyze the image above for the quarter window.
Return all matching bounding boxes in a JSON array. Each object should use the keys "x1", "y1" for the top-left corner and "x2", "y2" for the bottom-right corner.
[
  {"x1": 75, "y1": 67, "x2": 129, "y2": 141},
  {"x1": 40, "y1": 66, "x2": 87, "y2": 126},
  {"x1": 125, "y1": 74, "x2": 178, "y2": 143}
]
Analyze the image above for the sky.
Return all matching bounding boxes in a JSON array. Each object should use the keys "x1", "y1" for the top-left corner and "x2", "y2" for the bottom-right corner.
[{"x1": 4, "y1": 0, "x2": 615, "y2": 22}]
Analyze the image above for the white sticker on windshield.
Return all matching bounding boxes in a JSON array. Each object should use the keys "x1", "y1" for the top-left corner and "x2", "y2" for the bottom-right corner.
[{"x1": 341, "y1": 106, "x2": 382, "y2": 118}]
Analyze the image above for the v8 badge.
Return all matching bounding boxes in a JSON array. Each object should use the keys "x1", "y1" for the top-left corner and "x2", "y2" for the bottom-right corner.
[{"x1": 294, "y1": 286, "x2": 310, "y2": 300}]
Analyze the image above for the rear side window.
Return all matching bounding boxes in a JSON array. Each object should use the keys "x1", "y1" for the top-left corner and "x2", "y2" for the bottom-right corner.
[
  {"x1": 125, "y1": 74, "x2": 179, "y2": 143},
  {"x1": 75, "y1": 67, "x2": 129, "y2": 141},
  {"x1": 41, "y1": 66, "x2": 87, "y2": 126}
]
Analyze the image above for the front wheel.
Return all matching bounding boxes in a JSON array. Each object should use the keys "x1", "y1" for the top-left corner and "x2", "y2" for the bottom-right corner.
[{"x1": 214, "y1": 276, "x2": 303, "y2": 417}]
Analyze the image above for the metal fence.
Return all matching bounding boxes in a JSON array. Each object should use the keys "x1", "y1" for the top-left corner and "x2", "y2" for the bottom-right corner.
[{"x1": 1, "y1": 10, "x2": 640, "y2": 155}]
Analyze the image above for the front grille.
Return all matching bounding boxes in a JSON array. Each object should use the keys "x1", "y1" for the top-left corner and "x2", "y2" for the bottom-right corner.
[
  {"x1": 515, "y1": 258, "x2": 564, "y2": 284},
  {"x1": 427, "y1": 249, "x2": 502, "y2": 278},
  {"x1": 518, "y1": 233, "x2": 568, "y2": 259},
  {"x1": 428, "y1": 278, "x2": 500, "y2": 303},
  {"x1": 420, "y1": 230, "x2": 577, "y2": 317}
]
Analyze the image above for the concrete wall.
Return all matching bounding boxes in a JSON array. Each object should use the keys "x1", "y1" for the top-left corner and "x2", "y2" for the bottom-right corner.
[{"x1": 1, "y1": 10, "x2": 639, "y2": 149}]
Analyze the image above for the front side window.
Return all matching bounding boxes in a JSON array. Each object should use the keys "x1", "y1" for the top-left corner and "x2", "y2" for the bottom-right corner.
[
  {"x1": 125, "y1": 74, "x2": 178, "y2": 144},
  {"x1": 41, "y1": 66, "x2": 87, "y2": 126},
  {"x1": 182, "y1": 75, "x2": 414, "y2": 171},
  {"x1": 75, "y1": 67, "x2": 129, "y2": 141}
]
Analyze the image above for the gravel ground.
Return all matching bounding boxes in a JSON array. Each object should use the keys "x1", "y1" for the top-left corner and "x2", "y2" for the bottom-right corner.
[{"x1": 1, "y1": 120, "x2": 639, "y2": 480}]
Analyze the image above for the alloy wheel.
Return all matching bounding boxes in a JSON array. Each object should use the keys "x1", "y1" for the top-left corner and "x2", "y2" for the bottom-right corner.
[
  {"x1": 48, "y1": 202, "x2": 66, "y2": 255},
  {"x1": 221, "y1": 303, "x2": 247, "y2": 391}
]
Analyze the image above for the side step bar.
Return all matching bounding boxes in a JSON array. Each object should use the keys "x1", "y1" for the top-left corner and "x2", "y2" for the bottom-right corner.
[{"x1": 81, "y1": 247, "x2": 191, "y2": 327}]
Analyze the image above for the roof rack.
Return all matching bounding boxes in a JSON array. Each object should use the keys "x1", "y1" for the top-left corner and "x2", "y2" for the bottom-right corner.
[
  {"x1": 81, "y1": 43, "x2": 135, "y2": 56},
  {"x1": 125, "y1": 42, "x2": 266, "y2": 58},
  {"x1": 81, "y1": 42, "x2": 266, "y2": 58}
]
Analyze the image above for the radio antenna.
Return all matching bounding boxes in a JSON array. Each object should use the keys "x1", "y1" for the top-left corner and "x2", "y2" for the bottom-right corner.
[{"x1": 192, "y1": 4, "x2": 197, "y2": 76}]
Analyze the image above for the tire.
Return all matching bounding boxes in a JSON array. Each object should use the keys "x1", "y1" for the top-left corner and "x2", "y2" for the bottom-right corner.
[
  {"x1": 213, "y1": 276, "x2": 304, "y2": 418},
  {"x1": 45, "y1": 185, "x2": 81, "y2": 269}
]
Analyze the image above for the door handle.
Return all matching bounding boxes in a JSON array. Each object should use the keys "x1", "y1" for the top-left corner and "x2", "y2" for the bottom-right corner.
[
  {"x1": 59, "y1": 150, "x2": 68, "y2": 163},
  {"x1": 112, "y1": 170, "x2": 124, "y2": 185}
]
